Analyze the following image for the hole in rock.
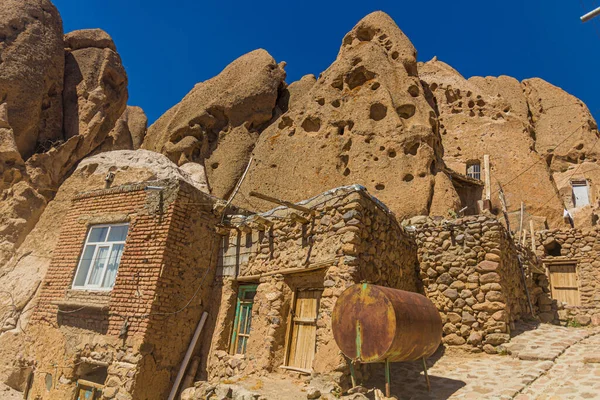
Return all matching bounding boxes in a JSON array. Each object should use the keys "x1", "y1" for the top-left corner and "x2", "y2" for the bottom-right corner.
[
  {"x1": 302, "y1": 117, "x2": 321, "y2": 132},
  {"x1": 396, "y1": 104, "x2": 416, "y2": 119},
  {"x1": 408, "y1": 85, "x2": 419, "y2": 97},
  {"x1": 370, "y1": 103, "x2": 387, "y2": 121},
  {"x1": 403, "y1": 174, "x2": 414, "y2": 182}
]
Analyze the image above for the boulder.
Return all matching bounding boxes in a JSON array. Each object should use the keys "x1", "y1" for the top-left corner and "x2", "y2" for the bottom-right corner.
[
  {"x1": 235, "y1": 12, "x2": 457, "y2": 219},
  {"x1": 0, "y1": 0, "x2": 64, "y2": 158},
  {"x1": 142, "y1": 49, "x2": 286, "y2": 199},
  {"x1": 64, "y1": 28, "x2": 116, "y2": 51}
]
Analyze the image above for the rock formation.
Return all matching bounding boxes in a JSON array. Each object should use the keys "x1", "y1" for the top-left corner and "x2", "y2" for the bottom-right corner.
[
  {"x1": 419, "y1": 59, "x2": 568, "y2": 227},
  {"x1": 142, "y1": 49, "x2": 286, "y2": 198},
  {"x1": 233, "y1": 12, "x2": 459, "y2": 220},
  {"x1": 0, "y1": 0, "x2": 64, "y2": 159}
]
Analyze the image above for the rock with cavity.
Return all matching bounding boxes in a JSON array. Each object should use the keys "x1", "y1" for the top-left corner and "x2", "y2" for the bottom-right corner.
[
  {"x1": 235, "y1": 12, "x2": 455, "y2": 219},
  {"x1": 142, "y1": 49, "x2": 286, "y2": 199}
]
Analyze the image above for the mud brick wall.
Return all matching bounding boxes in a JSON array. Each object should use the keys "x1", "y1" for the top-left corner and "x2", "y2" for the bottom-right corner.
[
  {"x1": 31, "y1": 180, "x2": 177, "y2": 336},
  {"x1": 135, "y1": 180, "x2": 221, "y2": 399},
  {"x1": 207, "y1": 186, "x2": 418, "y2": 384},
  {"x1": 411, "y1": 215, "x2": 535, "y2": 353},
  {"x1": 28, "y1": 179, "x2": 221, "y2": 400},
  {"x1": 536, "y1": 228, "x2": 600, "y2": 326}
]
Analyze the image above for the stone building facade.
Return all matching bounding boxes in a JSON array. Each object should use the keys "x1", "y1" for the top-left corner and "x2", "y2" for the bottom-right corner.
[
  {"x1": 535, "y1": 227, "x2": 600, "y2": 326},
  {"x1": 205, "y1": 185, "x2": 418, "y2": 384},
  {"x1": 26, "y1": 178, "x2": 221, "y2": 400},
  {"x1": 409, "y1": 215, "x2": 542, "y2": 353}
]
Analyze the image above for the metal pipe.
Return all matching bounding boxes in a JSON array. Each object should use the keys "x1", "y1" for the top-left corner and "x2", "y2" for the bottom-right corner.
[
  {"x1": 385, "y1": 358, "x2": 391, "y2": 398},
  {"x1": 581, "y1": 6, "x2": 600, "y2": 22}
]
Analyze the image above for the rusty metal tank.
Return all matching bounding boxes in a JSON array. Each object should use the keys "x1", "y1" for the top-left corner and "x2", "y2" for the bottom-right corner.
[{"x1": 332, "y1": 283, "x2": 442, "y2": 363}]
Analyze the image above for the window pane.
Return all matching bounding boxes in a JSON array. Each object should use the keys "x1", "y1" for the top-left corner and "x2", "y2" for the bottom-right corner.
[
  {"x1": 87, "y1": 246, "x2": 109, "y2": 286},
  {"x1": 102, "y1": 244, "x2": 124, "y2": 288},
  {"x1": 88, "y1": 227, "x2": 109, "y2": 243},
  {"x1": 74, "y1": 245, "x2": 96, "y2": 287},
  {"x1": 107, "y1": 225, "x2": 129, "y2": 242},
  {"x1": 237, "y1": 336, "x2": 246, "y2": 355}
]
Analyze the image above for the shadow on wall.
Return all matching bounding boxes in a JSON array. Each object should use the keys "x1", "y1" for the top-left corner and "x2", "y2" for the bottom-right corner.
[{"x1": 57, "y1": 311, "x2": 109, "y2": 335}]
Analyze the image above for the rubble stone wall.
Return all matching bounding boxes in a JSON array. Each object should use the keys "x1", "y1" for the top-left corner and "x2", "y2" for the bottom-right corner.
[
  {"x1": 536, "y1": 228, "x2": 600, "y2": 326},
  {"x1": 206, "y1": 187, "x2": 418, "y2": 384},
  {"x1": 412, "y1": 215, "x2": 536, "y2": 352}
]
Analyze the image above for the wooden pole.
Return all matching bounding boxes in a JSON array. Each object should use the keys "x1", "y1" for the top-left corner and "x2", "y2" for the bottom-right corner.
[
  {"x1": 168, "y1": 312, "x2": 208, "y2": 400},
  {"x1": 518, "y1": 202, "x2": 524, "y2": 243},
  {"x1": 530, "y1": 220, "x2": 536, "y2": 252},
  {"x1": 497, "y1": 183, "x2": 512, "y2": 237},
  {"x1": 484, "y1": 155, "x2": 491, "y2": 200},
  {"x1": 521, "y1": 230, "x2": 528, "y2": 247},
  {"x1": 249, "y1": 191, "x2": 315, "y2": 215}
]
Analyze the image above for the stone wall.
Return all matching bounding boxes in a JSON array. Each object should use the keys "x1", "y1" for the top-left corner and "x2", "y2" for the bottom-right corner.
[
  {"x1": 206, "y1": 186, "x2": 418, "y2": 385},
  {"x1": 410, "y1": 214, "x2": 537, "y2": 353},
  {"x1": 26, "y1": 178, "x2": 220, "y2": 399},
  {"x1": 536, "y1": 228, "x2": 600, "y2": 326}
]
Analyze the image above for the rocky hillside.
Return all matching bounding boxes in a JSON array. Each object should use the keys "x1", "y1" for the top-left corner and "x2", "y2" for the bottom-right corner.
[{"x1": 1, "y1": 0, "x2": 599, "y2": 390}]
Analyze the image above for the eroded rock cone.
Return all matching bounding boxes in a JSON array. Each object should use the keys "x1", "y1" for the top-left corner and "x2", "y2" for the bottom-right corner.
[
  {"x1": 142, "y1": 49, "x2": 286, "y2": 199},
  {"x1": 419, "y1": 58, "x2": 566, "y2": 227},
  {"x1": 235, "y1": 11, "x2": 458, "y2": 219}
]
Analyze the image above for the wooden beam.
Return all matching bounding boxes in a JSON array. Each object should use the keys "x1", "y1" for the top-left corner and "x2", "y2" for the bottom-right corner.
[
  {"x1": 290, "y1": 212, "x2": 309, "y2": 224},
  {"x1": 236, "y1": 258, "x2": 337, "y2": 282},
  {"x1": 518, "y1": 202, "x2": 525, "y2": 243},
  {"x1": 484, "y1": 155, "x2": 491, "y2": 201},
  {"x1": 249, "y1": 191, "x2": 315, "y2": 215}
]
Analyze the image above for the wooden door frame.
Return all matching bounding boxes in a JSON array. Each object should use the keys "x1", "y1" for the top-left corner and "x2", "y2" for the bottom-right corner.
[
  {"x1": 544, "y1": 260, "x2": 581, "y2": 306},
  {"x1": 283, "y1": 287, "x2": 323, "y2": 370}
]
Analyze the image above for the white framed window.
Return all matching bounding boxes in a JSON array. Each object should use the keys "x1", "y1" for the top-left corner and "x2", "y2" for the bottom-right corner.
[
  {"x1": 72, "y1": 224, "x2": 129, "y2": 291},
  {"x1": 466, "y1": 162, "x2": 481, "y2": 180},
  {"x1": 571, "y1": 181, "x2": 590, "y2": 208}
]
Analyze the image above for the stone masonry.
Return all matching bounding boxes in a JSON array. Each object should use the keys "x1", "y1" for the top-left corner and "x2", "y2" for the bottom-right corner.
[
  {"x1": 206, "y1": 185, "x2": 418, "y2": 387},
  {"x1": 409, "y1": 214, "x2": 539, "y2": 353}
]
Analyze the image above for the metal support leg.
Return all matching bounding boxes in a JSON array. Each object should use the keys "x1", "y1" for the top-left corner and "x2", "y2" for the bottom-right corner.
[
  {"x1": 348, "y1": 359, "x2": 357, "y2": 388},
  {"x1": 385, "y1": 358, "x2": 391, "y2": 398},
  {"x1": 422, "y1": 357, "x2": 431, "y2": 392}
]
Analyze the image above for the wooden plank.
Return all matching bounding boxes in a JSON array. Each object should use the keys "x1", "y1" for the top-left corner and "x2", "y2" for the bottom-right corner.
[
  {"x1": 249, "y1": 191, "x2": 315, "y2": 215},
  {"x1": 548, "y1": 264, "x2": 581, "y2": 306},
  {"x1": 484, "y1": 155, "x2": 491, "y2": 200},
  {"x1": 287, "y1": 290, "x2": 321, "y2": 370}
]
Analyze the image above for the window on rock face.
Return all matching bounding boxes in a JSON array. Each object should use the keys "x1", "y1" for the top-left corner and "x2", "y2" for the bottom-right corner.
[
  {"x1": 72, "y1": 224, "x2": 129, "y2": 291},
  {"x1": 466, "y1": 161, "x2": 481, "y2": 180},
  {"x1": 571, "y1": 181, "x2": 590, "y2": 208}
]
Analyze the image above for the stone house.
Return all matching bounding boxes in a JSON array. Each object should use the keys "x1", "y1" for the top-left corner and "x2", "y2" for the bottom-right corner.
[
  {"x1": 26, "y1": 178, "x2": 223, "y2": 400},
  {"x1": 535, "y1": 227, "x2": 600, "y2": 326},
  {"x1": 205, "y1": 185, "x2": 418, "y2": 384}
]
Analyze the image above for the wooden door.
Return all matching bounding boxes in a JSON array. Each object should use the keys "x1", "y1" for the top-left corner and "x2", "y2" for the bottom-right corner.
[
  {"x1": 548, "y1": 264, "x2": 581, "y2": 306},
  {"x1": 287, "y1": 289, "x2": 322, "y2": 370}
]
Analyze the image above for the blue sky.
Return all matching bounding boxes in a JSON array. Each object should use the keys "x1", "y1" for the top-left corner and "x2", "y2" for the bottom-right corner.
[{"x1": 53, "y1": 0, "x2": 600, "y2": 125}]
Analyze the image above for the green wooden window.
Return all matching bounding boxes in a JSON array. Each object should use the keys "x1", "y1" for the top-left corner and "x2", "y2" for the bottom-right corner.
[{"x1": 230, "y1": 285, "x2": 257, "y2": 355}]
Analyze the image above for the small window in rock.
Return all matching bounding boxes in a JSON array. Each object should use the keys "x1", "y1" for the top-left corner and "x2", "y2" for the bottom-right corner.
[
  {"x1": 72, "y1": 224, "x2": 129, "y2": 291},
  {"x1": 571, "y1": 181, "x2": 590, "y2": 208},
  {"x1": 466, "y1": 161, "x2": 481, "y2": 180},
  {"x1": 230, "y1": 284, "x2": 258, "y2": 355}
]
